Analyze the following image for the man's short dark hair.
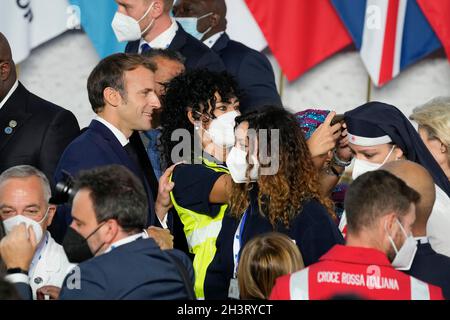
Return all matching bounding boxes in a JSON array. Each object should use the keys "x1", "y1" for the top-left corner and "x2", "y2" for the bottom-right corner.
[
  {"x1": 74, "y1": 165, "x2": 148, "y2": 233},
  {"x1": 87, "y1": 53, "x2": 156, "y2": 113},
  {"x1": 142, "y1": 48, "x2": 186, "y2": 65},
  {"x1": 345, "y1": 170, "x2": 420, "y2": 234}
]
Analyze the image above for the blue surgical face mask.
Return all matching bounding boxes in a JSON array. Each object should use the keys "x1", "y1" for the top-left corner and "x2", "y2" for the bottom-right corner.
[{"x1": 176, "y1": 12, "x2": 213, "y2": 40}]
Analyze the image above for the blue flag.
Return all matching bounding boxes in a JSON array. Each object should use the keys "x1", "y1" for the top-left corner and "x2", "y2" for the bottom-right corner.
[{"x1": 69, "y1": 0, "x2": 126, "y2": 58}]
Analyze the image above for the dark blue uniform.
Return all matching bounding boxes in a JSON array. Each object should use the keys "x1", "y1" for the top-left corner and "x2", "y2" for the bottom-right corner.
[
  {"x1": 204, "y1": 187, "x2": 344, "y2": 300},
  {"x1": 211, "y1": 33, "x2": 282, "y2": 113},
  {"x1": 405, "y1": 239, "x2": 450, "y2": 299}
]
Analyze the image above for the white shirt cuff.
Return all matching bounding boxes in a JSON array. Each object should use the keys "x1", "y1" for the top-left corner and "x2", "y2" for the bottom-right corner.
[
  {"x1": 4, "y1": 273, "x2": 29, "y2": 285},
  {"x1": 158, "y1": 214, "x2": 168, "y2": 229}
]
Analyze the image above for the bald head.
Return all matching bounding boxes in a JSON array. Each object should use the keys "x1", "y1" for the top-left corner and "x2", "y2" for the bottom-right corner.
[
  {"x1": 0, "y1": 32, "x2": 12, "y2": 61},
  {"x1": 381, "y1": 160, "x2": 436, "y2": 236},
  {"x1": 0, "y1": 32, "x2": 17, "y2": 100}
]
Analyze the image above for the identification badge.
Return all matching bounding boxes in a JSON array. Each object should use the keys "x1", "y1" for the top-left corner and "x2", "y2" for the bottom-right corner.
[{"x1": 228, "y1": 278, "x2": 240, "y2": 299}]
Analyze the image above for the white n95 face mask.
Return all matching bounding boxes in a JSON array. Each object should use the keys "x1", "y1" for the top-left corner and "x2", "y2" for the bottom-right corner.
[
  {"x1": 352, "y1": 145, "x2": 396, "y2": 180},
  {"x1": 226, "y1": 147, "x2": 259, "y2": 183},
  {"x1": 386, "y1": 219, "x2": 417, "y2": 271},
  {"x1": 207, "y1": 111, "x2": 240, "y2": 148},
  {"x1": 112, "y1": 2, "x2": 155, "y2": 42},
  {"x1": 175, "y1": 13, "x2": 213, "y2": 40},
  {"x1": 2, "y1": 207, "x2": 49, "y2": 243}
]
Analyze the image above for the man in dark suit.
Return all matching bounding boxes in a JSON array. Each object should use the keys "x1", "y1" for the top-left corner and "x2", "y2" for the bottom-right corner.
[
  {"x1": 59, "y1": 165, "x2": 194, "y2": 300},
  {"x1": 382, "y1": 160, "x2": 450, "y2": 299},
  {"x1": 173, "y1": 0, "x2": 282, "y2": 113},
  {"x1": 54, "y1": 53, "x2": 173, "y2": 243},
  {"x1": 113, "y1": 0, "x2": 224, "y2": 71},
  {"x1": 0, "y1": 32, "x2": 80, "y2": 187}
]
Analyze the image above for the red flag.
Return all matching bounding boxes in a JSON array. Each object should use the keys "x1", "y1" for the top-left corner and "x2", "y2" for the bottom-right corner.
[
  {"x1": 244, "y1": 0, "x2": 352, "y2": 81},
  {"x1": 417, "y1": 0, "x2": 450, "y2": 63}
]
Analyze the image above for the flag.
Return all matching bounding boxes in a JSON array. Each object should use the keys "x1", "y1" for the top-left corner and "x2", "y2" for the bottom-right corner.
[
  {"x1": 417, "y1": 0, "x2": 450, "y2": 63},
  {"x1": 224, "y1": 0, "x2": 267, "y2": 52},
  {"x1": 332, "y1": 0, "x2": 442, "y2": 87},
  {"x1": 244, "y1": 0, "x2": 352, "y2": 81},
  {"x1": 69, "y1": 0, "x2": 125, "y2": 58},
  {"x1": 0, "y1": 0, "x2": 69, "y2": 63}
]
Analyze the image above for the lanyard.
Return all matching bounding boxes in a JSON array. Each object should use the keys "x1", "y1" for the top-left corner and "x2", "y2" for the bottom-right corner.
[{"x1": 232, "y1": 207, "x2": 249, "y2": 278}]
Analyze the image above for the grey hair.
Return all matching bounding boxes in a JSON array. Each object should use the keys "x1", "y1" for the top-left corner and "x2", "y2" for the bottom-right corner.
[{"x1": 0, "y1": 165, "x2": 51, "y2": 202}]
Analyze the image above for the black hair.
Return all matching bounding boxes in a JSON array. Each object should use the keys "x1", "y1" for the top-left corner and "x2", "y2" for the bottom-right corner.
[
  {"x1": 74, "y1": 165, "x2": 148, "y2": 233},
  {"x1": 142, "y1": 48, "x2": 186, "y2": 65},
  {"x1": 160, "y1": 69, "x2": 241, "y2": 167}
]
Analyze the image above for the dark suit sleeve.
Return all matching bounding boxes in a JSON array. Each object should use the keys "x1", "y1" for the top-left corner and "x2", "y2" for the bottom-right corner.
[
  {"x1": 39, "y1": 109, "x2": 80, "y2": 187},
  {"x1": 14, "y1": 282, "x2": 32, "y2": 300},
  {"x1": 59, "y1": 264, "x2": 106, "y2": 300},
  {"x1": 195, "y1": 50, "x2": 226, "y2": 72},
  {"x1": 294, "y1": 201, "x2": 344, "y2": 266},
  {"x1": 237, "y1": 51, "x2": 282, "y2": 112}
]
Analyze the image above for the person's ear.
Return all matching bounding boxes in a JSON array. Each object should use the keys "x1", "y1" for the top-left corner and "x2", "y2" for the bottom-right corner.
[
  {"x1": 187, "y1": 110, "x2": 197, "y2": 126},
  {"x1": 103, "y1": 87, "x2": 122, "y2": 108},
  {"x1": 393, "y1": 146, "x2": 404, "y2": 160},
  {"x1": 45, "y1": 205, "x2": 57, "y2": 227},
  {"x1": 383, "y1": 212, "x2": 399, "y2": 236},
  {"x1": 103, "y1": 219, "x2": 119, "y2": 244},
  {"x1": 151, "y1": 0, "x2": 164, "y2": 18},
  {"x1": 209, "y1": 13, "x2": 220, "y2": 28},
  {"x1": 440, "y1": 141, "x2": 447, "y2": 154}
]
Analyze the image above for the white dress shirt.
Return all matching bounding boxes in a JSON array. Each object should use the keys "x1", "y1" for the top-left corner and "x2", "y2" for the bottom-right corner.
[
  {"x1": 103, "y1": 231, "x2": 148, "y2": 254},
  {"x1": 139, "y1": 18, "x2": 179, "y2": 52},
  {"x1": 0, "y1": 80, "x2": 18, "y2": 111},
  {"x1": 203, "y1": 31, "x2": 225, "y2": 49},
  {"x1": 427, "y1": 184, "x2": 450, "y2": 257},
  {"x1": 94, "y1": 116, "x2": 129, "y2": 147}
]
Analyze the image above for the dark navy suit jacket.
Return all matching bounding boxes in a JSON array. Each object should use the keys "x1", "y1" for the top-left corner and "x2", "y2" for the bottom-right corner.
[
  {"x1": 405, "y1": 241, "x2": 450, "y2": 299},
  {"x1": 211, "y1": 33, "x2": 282, "y2": 113},
  {"x1": 59, "y1": 238, "x2": 194, "y2": 300},
  {"x1": 204, "y1": 193, "x2": 344, "y2": 300},
  {"x1": 53, "y1": 120, "x2": 159, "y2": 241},
  {"x1": 125, "y1": 23, "x2": 225, "y2": 72}
]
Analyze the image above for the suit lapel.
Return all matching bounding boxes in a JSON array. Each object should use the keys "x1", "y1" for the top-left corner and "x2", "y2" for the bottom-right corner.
[
  {"x1": 125, "y1": 40, "x2": 140, "y2": 53},
  {"x1": 0, "y1": 83, "x2": 33, "y2": 153},
  {"x1": 211, "y1": 33, "x2": 230, "y2": 53},
  {"x1": 169, "y1": 23, "x2": 188, "y2": 52}
]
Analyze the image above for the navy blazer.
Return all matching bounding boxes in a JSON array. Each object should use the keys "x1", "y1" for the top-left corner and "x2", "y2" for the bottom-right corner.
[
  {"x1": 53, "y1": 120, "x2": 158, "y2": 242},
  {"x1": 0, "y1": 82, "x2": 80, "y2": 187},
  {"x1": 125, "y1": 23, "x2": 225, "y2": 72},
  {"x1": 204, "y1": 195, "x2": 344, "y2": 300},
  {"x1": 59, "y1": 238, "x2": 194, "y2": 300},
  {"x1": 405, "y1": 241, "x2": 450, "y2": 299},
  {"x1": 212, "y1": 33, "x2": 282, "y2": 113}
]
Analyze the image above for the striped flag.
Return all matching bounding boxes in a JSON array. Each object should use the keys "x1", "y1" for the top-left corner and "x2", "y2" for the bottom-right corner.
[{"x1": 332, "y1": 0, "x2": 442, "y2": 87}]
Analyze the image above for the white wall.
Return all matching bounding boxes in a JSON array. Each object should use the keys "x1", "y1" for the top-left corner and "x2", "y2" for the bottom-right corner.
[{"x1": 19, "y1": 30, "x2": 450, "y2": 129}]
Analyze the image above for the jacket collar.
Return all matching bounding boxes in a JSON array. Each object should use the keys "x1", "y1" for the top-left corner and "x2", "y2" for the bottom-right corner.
[
  {"x1": 211, "y1": 32, "x2": 230, "y2": 52},
  {"x1": 320, "y1": 245, "x2": 393, "y2": 267},
  {"x1": 0, "y1": 82, "x2": 33, "y2": 153}
]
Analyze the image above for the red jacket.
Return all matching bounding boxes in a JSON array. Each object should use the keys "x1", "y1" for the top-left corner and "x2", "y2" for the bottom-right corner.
[{"x1": 270, "y1": 245, "x2": 444, "y2": 300}]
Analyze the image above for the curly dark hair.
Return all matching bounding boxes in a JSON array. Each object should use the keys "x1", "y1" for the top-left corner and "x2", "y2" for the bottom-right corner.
[
  {"x1": 230, "y1": 106, "x2": 336, "y2": 227},
  {"x1": 160, "y1": 69, "x2": 241, "y2": 168}
]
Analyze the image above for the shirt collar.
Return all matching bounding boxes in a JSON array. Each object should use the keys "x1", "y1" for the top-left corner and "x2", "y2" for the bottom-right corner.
[
  {"x1": 0, "y1": 80, "x2": 19, "y2": 111},
  {"x1": 94, "y1": 116, "x2": 129, "y2": 147},
  {"x1": 203, "y1": 31, "x2": 225, "y2": 48},
  {"x1": 414, "y1": 236, "x2": 429, "y2": 244},
  {"x1": 29, "y1": 231, "x2": 50, "y2": 275},
  {"x1": 140, "y1": 18, "x2": 178, "y2": 51},
  {"x1": 320, "y1": 245, "x2": 393, "y2": 267},
  {"x1": 104, "y1": 231, "x2": 147, "y2": 254}
]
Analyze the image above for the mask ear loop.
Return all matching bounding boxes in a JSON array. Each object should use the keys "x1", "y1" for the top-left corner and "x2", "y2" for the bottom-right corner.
[
  {"x1": 139, "y1": 2, "x2": 156, "y2": 35},
  {"x1": 384, "y1": 219, "x2": 399, "y2": 255}
]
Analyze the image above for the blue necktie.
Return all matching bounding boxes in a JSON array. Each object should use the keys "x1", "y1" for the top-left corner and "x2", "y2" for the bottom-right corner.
[{"x1": 140, "y1": 43, "x2": 152, "y2": 53}]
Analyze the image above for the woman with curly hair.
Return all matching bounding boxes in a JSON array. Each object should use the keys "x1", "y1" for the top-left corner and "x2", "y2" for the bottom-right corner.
[
  {"x1": 204, "y1": 106, "x2": 344, "y2": 300},
  {"x1": 160, "y1": 69, "x2": 240, "y2": 299}
]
